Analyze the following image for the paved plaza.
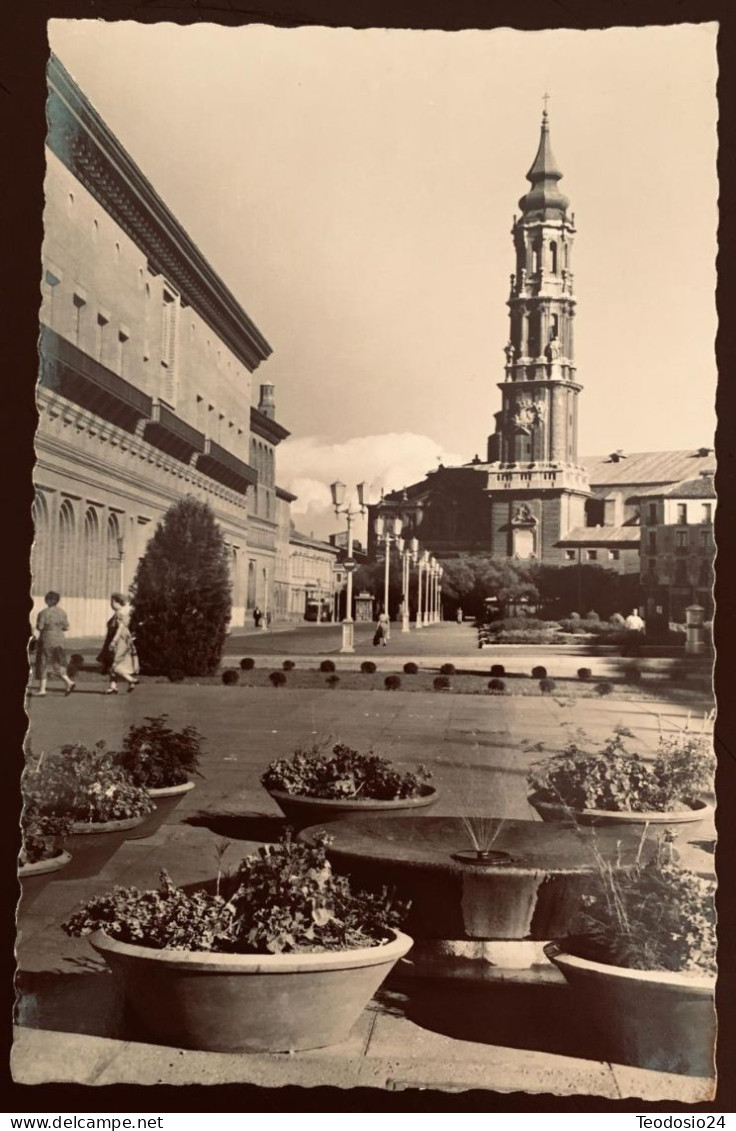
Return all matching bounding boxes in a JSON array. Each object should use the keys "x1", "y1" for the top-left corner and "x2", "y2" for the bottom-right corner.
[{"x1": 15, "y1": 625, "x2": 716, "y2": 1099}]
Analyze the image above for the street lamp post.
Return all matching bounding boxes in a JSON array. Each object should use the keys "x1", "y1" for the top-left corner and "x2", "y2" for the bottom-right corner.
[
  {"x1": 399, "y1": 538, "x2": 411, "y2": 633},
  {"x1": 417, "y1": 550, "x2": 429, "y2": 627},
  {"x1": 330, "y1": 480, "x2": 367, "y2": 653},
  {"x1": 374, "y1": 513, "x2": 404, "y2": 620},
  {"x1": 437, "y1": 564, "x2": 444, "y2": 622},
  {"x1": 409, "y1": 537, "x2": 420, "y2": 630}
]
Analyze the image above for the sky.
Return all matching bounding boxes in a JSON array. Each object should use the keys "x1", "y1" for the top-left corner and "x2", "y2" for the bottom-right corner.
[{"x1": 48, "y1": 21, "x2": 718, "y2": 539}]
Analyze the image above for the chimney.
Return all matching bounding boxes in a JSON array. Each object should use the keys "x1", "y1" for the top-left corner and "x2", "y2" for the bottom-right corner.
[
  {"x1": 258, "y1": 384, "x2": 276, "y2": 420},
  {"x1": 697, "y1": 447, "x2": 713, "y2": 458}
]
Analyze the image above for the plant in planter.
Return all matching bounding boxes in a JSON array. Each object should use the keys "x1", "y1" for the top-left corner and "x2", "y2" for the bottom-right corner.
[
  {"x1": 490, "y1": 664, "x2": 505, "y2": 677},
  {"x1": 23, "y1": 743, "x2": 153, "y2": 879},
  {"x1": 240, "y1": 657, "x2": 255, "y2": 671},
  {"x1": 439, "y1": 663, "x2": 456, "y2": 675},
  {"x1": 531, "y1": 665, "x2": 547, "y2": 679},
  {"x1": 62, "y1": 831, "x2": 413, "y2": 1053},
  {"x1": 283, "y1": 660, "x2": 296, "y2": 671},
  {"x1": 487, "y1": 678, "x2": 506, "y2": 694},
  {"x1": 114, "y1": 715, "x2": 204, "y2": 840},
  {"x1": 577, "y1": 667, "x2": 592, "y2": 681},
  {"x1": 527, "y1": 726, "x2": 714, "y2": 828},
  {"x1": 546, "y1": 837, "x2": 716, "y2": 1075},
  {"x1": 320, "y1": 660, "x2": 336, "y2": 673},
  {"x1": 433, "y1": 675, "x2": 451, "y2": 692},
  {"x1": 384, "y1": 675, "x2": 401, "y2": 691},
  {"x1": 18, "y1": 800, "x2": 73, "y2": 907},
  {"x1": 361, "y1": 661, "x2": 377, "y2": 674},
  {"x1": 261, "y1": 741, "x2": 437, "y2": 827},
  {"x1": 222, "y1": 669, "x2": 239, "y2": 686},
  {"x1": 269, "y1": 670, "x2": 287, "y2": 687},
  {"x1": 403, "y1": 662, "x2": 418, "y2": 675}
]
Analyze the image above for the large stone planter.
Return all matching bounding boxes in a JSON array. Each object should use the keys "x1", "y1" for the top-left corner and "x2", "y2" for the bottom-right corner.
[
  {"x1": 528, "y1": 791, "x2": 714, "y2": 831},
  {"x1": 62, "y1": 816, "x2": 146, "y2": 880},
  {"x1": 545, "y1": 943, "x2": 716, "y2": 1077},
  {"x1": 127, "y1": 781, "x2": 196, "y2": 840},
  {"x1": 18, "y1": 850, "x2": 72, "y2": 911},
  {"x1": 88, "y1": 927, "x2": 413, "y2": 1053},
  {"x1": 266, "y1": 786, "x2": 438, "y2": 830}
]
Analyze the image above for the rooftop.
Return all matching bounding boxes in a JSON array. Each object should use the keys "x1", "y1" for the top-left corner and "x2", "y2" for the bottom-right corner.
[
  {"x1": 581, "y1": 449, "x2": 716, "y2": 487},
  {"x1": 557, "y1": 526, "x2": 641, "y2": 547}
]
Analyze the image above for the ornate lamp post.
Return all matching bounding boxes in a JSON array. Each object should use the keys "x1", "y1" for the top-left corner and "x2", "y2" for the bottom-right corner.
[
  {"x1": 374, "y1": 513, "x2": 404, "y2": 620},
  {"x1": 416, "y1": 550, "x2": 429, "y2": 627},
  {"x1": 427, "y1": 555, "x2": 437, "y2": 624},
  {"x1": 437, "y1": 563, "x2": 444, "y2": 622},
  {"x1": 409, "y1": 537, "x2": 420, "y2": 630},
  {"x1": 330, "y1": 480, "x2": 367, "y2": 653},
  {"x1": 398, "y1": 537, "x2": 412, "y2": 633}
]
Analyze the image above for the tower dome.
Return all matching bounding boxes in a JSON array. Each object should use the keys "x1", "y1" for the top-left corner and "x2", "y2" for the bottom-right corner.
[{"x1": 518, "y1": 109, "x2": 569, "y2": 218}]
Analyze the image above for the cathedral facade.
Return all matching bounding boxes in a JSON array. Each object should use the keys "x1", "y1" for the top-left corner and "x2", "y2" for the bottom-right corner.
[{"x1": 368, "y1": 111, "x2": 715, "y2": 593}]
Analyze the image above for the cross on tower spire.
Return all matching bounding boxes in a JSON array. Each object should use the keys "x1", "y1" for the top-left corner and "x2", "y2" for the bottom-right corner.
[{"x1": 542, "y1": 91, "x2": 550, "y2": 117}]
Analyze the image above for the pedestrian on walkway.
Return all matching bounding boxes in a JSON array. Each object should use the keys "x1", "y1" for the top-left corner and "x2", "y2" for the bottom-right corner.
[
  {"x1": 99, "y1": 593, "x2": 139, "y2": 694},
  {"x1": 373, "y1": 609, "x2": 390, "y2": 647},
  {"x1": 266, "y1": 610, "x2": 272, "y2": 629},
  {"x1": 456, "y1": 606, "x2": 463, "y2": 624},
  {"x1": 253, "y1": 606, "x2": 262, "y2": 629},
  {"x1": 32, "y1": 591, "x2": 75, "y2": 697}
]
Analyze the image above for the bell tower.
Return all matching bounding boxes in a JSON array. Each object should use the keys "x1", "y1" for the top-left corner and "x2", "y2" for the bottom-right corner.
[
  {"x1": 485, "y1": 102, "x2": 589, "y2": 560},
  {"x1": 488, "y1": 103, "x2": 584, "y2": 470}
]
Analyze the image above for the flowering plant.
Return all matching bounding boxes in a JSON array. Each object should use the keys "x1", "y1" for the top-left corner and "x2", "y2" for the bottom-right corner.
[
  {"x1": 563, "y1": 836, "x2": 716, "y2": 976},
  {"x1": 261, "y1": 741, "x2": 432, "y2": 801},
  {"x1": 24, "y1": 743, "x2": 154, "y2": 824},
  {"x1": 20, "y1": 800, "x2": 72, "y2": 866},
  {"x1": 527, "y1": 727, "x2": 713, "y2": 813},
  {"x1": 114, "y1": 714, "x2": 204, "y2": 789},
  {"x1": 63, "y1": 831, "x2": 407, "y2": 955}
]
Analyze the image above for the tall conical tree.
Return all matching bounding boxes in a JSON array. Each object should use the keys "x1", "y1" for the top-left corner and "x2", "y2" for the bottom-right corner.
[{"x1": 131, "y1": 497, "x2": 232, "y2": 677}]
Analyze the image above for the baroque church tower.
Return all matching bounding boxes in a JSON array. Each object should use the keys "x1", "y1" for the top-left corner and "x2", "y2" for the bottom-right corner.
[{"x1": 484, "y1": 106, "x2": 590, "y2": 559}]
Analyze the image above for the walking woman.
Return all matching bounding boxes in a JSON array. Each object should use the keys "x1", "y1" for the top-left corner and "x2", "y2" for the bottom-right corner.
[
  {"x1": 33, "y1": 591, "x2": 75, "y2": 697},
  {"x1": 99, "y1": 593, "x2": 139, "y2": 694}
]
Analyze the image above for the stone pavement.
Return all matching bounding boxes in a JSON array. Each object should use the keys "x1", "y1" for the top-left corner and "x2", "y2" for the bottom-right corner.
[{"x1": 16, "y1": 678, "x2": 716, "y2": 1098}]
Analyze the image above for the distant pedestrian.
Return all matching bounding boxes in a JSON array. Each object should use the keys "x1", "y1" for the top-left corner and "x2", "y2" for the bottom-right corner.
[
  {"x1": 373, "y1": 609, "x2": 390, "y2": 647},
  {"x1": 266, "y1": 610, "x2": 272, "y2": 629},
  {"x1": 456, "y1": 607, "x2": 463, "y2": 624},
  {"x1": 33, "y1": 591, "x2": 75, "y2": 697},
  {"x1": 625, "y1": 608, "x2": 645, "y2": 633},
  {"x1": 99, "y1": 593, "x2": 139, "y2": 694},
  {"x1": 253, "y1": 606, "x2": 262, "y2": 629}
]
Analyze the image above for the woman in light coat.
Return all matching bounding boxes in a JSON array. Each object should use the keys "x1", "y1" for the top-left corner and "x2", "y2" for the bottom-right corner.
[{"x1": 100, "y1": 593, "x2": 139, "y2": 694}]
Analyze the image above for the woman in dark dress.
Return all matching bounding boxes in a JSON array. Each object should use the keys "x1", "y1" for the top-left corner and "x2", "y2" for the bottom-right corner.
[{"x1": 33, "y1": 591, "x2": 75, "y2": 697}]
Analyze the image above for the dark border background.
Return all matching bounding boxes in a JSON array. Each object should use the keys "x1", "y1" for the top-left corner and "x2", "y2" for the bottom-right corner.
[{"x1": 2, "y1": 0, "x2": 734, "y2": 1115}]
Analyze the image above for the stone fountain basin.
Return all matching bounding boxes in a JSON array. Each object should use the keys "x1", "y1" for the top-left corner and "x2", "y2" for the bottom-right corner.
[{"x1": 300, "y1": 815, "x2": 648, "y2": 942}]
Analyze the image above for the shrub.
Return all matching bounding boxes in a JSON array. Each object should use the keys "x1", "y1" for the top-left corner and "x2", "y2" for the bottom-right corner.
[
  {"x1": 168, "y1": 669, "x2": 185, "y2": 683},
  {"x1": 240, "y1": 657, "x2": 255, "y2": 671},
  {"x1": 261, "y1": 742, "x2": 432, "y2": 801},
  {"x1": 131, "y1": 497, "x2": 231, "y2": 676},
  {"x1": 490, "y1": 663, "x2": 506, "y2": 677},
  {"x1": 624, "y1": 665, "x2": 642, "y2": 684},
  {"x1": 320, "y1": 660, "x2": 336, "y2": 673},
  {"x1": 609, "y1": 612, "x2": 626, "y2": 627},
  {"x1": 531, "y1": 665, "x2": 547, "y2": 679},
  {"x1": 585, "y1": 610, "x2": 600, "y2": 622},
  {"x1": 567, "y1": 840, "x2": 715, "y2": 976},
  {"x1": 595, "y1": 681, "x2": 613, "y2": 696},
  {"x1": 577, "y1": 667, "x2": 592, "y2": 681},
  {"x1": 23, "y1": 743, "x2": 153, "y2": 824},
  {"x1": 20, "y1": 803, "x2": 72, "y2": 866},
  {"x1": 527, "y1": 727, "x2": 714, "y2": 813},
  {"x1": 269, "y1": 671, "x2": 287, "y2": 687},
  {"x1": 569, "y1": 611, "x2": 581, "y2": 621},
  {"x1": 440, "y1": 663, "x2": 456, "y2": 675},
  {"x1": 63, "y1": 831, "x2": 408, "y2": 955},
  {"x1": 487, "y1": 678, "x2": 506, "y2": 694},
  {"x1": 539, "y1": 678, "x2": 556, "y2": 693},
  {"x1": 361, "y1": 660, "x2": 377, "y2": 674},
  {"x1": 222, "y1": 669, "x2": 239, "y2": 686},
  {"x1": 403, "y1": 662, "x2": 418, "y2": 675},
  {"x1": 433, "y1": 675, "x2": 451, "y2": 691},
  {"x1": 384, "y1": 675, "x2": 401, "y2": 691},
  {"x1": 282, "y1": 660, "x2": 295, "y2": 671},
  {"x1": 326, "y1": 674, "x2": 340, "y2": 688},
  {"x1": 115, "y1": 714, "x2": 204, "y2": 788}
]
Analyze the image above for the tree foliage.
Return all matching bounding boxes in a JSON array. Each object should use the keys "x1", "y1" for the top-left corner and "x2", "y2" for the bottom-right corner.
[
  {"x1": 439, "y1": 556, "x2": 538, "y2": 617},
  {"x1": 131, "y1": 497, "x2": 232, "y2": 676}
]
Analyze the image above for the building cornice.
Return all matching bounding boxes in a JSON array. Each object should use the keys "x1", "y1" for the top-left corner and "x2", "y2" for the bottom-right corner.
[
  {"x1": 276, "y1": 485, "x2": 298, "y2": 502},
  {"x1": 250, "y1": 406, "x2": 290, "y2": 444},
  {"x1": 47, "y1": 55, "x2": 272, "y2": 374}
]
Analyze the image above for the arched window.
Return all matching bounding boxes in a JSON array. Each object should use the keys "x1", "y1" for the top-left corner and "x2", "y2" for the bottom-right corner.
[
  {"x1": 550, "y1": 241, "x2": 558, "y2": 274},
  {"x1": 31, "y1": 491, "x2": 50, "y2": 594},
  {"x1": 82, "y1": 508, "x2": 101, "y2": 601},
  {"x1": 58, "y1": 499, "x2": 76, "y2": 597},
  {"x1": 107, "y1": 513, "x2": 121, "y2": 596}
]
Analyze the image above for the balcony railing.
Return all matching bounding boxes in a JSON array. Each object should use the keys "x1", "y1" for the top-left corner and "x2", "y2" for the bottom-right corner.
[
  {"x1": 196, "y1": 439, "x2": 257, "y2": 494},
  {"x1": 39, "y1": 326, "x2": 152, "y2": 432},
  {"x1": 144, "y1": 400, "x2": 205, "y2": 462}
]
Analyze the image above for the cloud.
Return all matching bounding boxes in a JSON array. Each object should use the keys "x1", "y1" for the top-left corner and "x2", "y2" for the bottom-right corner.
[{"x1": 277, "y1": 432, "x2": 466, "y2": 539}]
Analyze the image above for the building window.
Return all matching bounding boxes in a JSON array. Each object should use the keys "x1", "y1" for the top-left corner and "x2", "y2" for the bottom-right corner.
[
  {"x1": 702, "y1": 503, "x2": 712, "y2": 524},
  {"x1": 82, "y1": 507, "x2": 101, "y2": 599},
  {"x1": 585, "y1": 550, "x2": 598, "y2": 561},
  {"x1": 72, "y1": 292, "x2": 87, "y2": 347},
  {"x1": 647, "y1": 532, "x2": 657, "y2": 553},
  {"x1": 649, "y1": 557, "x2": 657, "y2": 573},
  {"x1": 648, "y1": 503, "x2": 657, "y2": 525},
  {"x1": 676, "y1": 503, "x2": 687, "y2": 524},
  {"x1": 161, "y1": 286, "x2": 179, "y2": 405},
  {"x1": 95, "y1": 312, "x2": 109, "y2": 363},
  {"x1": 58, "y1": 498, "x2": 76, "y2": 596},
  {"x1": 610, "y1": 549, "x2": 620, "y2": 561},
  {"x1": 699, "y1": 529, "x2": 711, "y2": 550},
  {"x1": 117, "y1": 328, "x2": 129, "y2": 377},
  {"x1": 565, "y1": 550, "x2": 576, "y2": 562},
  {"x1": 674, "y1": 559, "x2": 688, "y2": 586},
  {"x1": 106, "y1": 513, "x2": 122, "y2": 594},
  {"x1": 550, "y1": 241, "x2": 558, "y2": 274},
  {"x1": 676, "y1": 530, "x2": 688, "y2": 550},
  {"x1": 31, "y1": 491, "x2": 51, "y2": 594}
]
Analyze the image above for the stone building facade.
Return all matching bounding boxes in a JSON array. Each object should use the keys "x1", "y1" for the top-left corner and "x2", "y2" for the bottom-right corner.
[
  {"x1": 33, "y1": 55, "x2": 293, "y2": 635},
  {"x1": 637, "y1": 472, "x2": 715, "y2": 622}
]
